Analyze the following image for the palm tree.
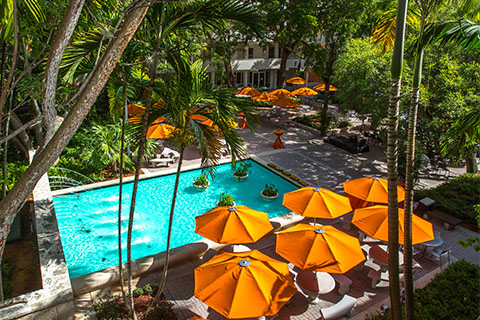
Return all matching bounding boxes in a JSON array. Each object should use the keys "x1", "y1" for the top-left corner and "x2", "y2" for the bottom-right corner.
[
  {"x1": 120, "y1": 2, "x2": 262, "y2": 316},
  {"x1": 149, "y1": 54, "x2": 256, "y2": 305},
  {"x1": 386, "y1": 1, "x2": 409, "y2": 318},
  {"x1": 374, "y1": 6, "x2": 479, "y2": 318}
]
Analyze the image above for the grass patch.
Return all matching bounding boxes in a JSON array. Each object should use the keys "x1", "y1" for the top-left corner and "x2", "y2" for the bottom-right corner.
[{"x1": 415, "y1": 173, "x2": 480, "y2": 224}]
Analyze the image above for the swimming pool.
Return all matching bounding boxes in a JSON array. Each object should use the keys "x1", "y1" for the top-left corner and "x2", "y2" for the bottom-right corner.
[{"x1": 53, "y1": 160, "x2": 298, "y2": 278}]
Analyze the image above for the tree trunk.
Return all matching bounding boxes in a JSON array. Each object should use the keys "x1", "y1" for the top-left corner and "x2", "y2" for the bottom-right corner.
[
  {"x1": 118, "y1": 69, "x2": 128, "y2": 310},
  {"x1": 126, "y1": 50, "x2": 159, "y2": 319},
  {"x1": 277, "y1": 46, "x2": 291, "y2": 88},
  {"x1": 31, "y1": 99, "x2": 45, "y2": 147},
  {"x1": 404, "y1": 48, "x2": 423, "y2": 320},
  {"x1": 223, "y1": 59, "x2": 234, "y2": 88},
  {"x1": 465, "y1": 157, "x2": 478, "y2": 173},
  {"x1": 41, "y1": 0, "x2": 85, "y2": 146},
  {"x1": 9, "y1": 112, "x2": 33, "y2": 155},
  {"x1": 0, "y1": 2, "x2": 150, "y2": 300},
  {"x1": 320, "y1": 79, "x2": 331, "y2": 136},
  {"x1": 387, "y1": 79, "x2": 402, "y2": 320},
  {"x1": 152, "y1": 145, "x2": 185, "y2": 304}
]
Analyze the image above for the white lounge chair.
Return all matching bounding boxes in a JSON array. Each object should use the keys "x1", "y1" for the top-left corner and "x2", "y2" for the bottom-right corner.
[{"x1": 320, "y1": 295, "x2": 357, "y2": 320}]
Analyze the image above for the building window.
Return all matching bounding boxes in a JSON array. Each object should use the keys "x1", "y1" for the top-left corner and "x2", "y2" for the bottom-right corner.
[
  {"x1": 235, "y1": 72, "x2": 244, "y2": 87},
  {"x1": 248, "y1": 47, "x2": 254, "y2": 59},
  {"x1": 268, "y1": 46, "x2": 275, "y2": 59},
  {"x1": 248, "y1": 72, "x2": 253, "y2": 86}
]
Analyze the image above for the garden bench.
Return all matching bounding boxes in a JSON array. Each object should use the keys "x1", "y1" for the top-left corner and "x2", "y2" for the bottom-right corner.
[
  {"x1": 331, "y1": 274, "x2": 353, "y2": 295},
  {"x1": 320, "y1": 294, "x2": 357, "y2": 320},
  {"x1": 423, "y1": 209, "x2": 462, "y2": 230},
  {"x1": 149, "y1": 157, "x2": 174, "y2": 167}
]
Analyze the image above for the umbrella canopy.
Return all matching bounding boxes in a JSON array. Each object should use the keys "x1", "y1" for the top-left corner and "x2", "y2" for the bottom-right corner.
[
  {"x1": 195, "y1": 205, "x2": 273, "y2": 244},
  {"x1": 291, "y1": 87, "x2": 318, "y2": 96},
  {"x1": 352, "y1": 205, "x2": 434, "y2": 245},
  {"x1": 271, "y1": 96, "x2": 300, "y2": 108},
  {"x1": 313, "y1": 84, "x2": 338, "y2": 91},
  {"x1": 276, "y1": 224, "x2": 365, "y2": 273},
  {"x1": 194, "y1": 250, "x2": 296, "y2": 319},
  {"x1": 146, "y1": 118, "x2": 174, "y2": 139},
  {"x1": 343, "y1": 177, "x2": 405, "y2": 203},
  {"x1": 269, "y1": 89, "x2": 294, "y2": 97},
  {"x1": 235, "y1": 87, "x2": 261, "y2": 96},
  {"x1": 282, "y1": 187, "x2": 352, "y2": 219},
  {"x1": 124, "y1": 103, "x2": 145, "y2": 115},
  {"x1": 251, "y1": 92, "x2": 276, "y2": 102},
  {"x1": 286, "y1": 77, "x2": 307, "y2": 84}
]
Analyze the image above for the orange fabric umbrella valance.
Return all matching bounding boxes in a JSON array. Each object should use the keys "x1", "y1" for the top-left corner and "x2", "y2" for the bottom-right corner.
[
  {"x1": 194, "y1": 250, "x2": 296, "y2": 319},
  {"x1": 271, "y1": 96, "x2": 300, "y2": 108},
  {"x1": 269, "y1": 89, "x2": 294, "y2": 97},
  {"x1": 276, "y1": 224, "x2": 365, "y2": 273},
  {"x1": 195, "y1": 205, "x2": 273, "y2": 244},
  {"x1": 282, "y1": 187, "x2": 352, "y2": 219},
  {"x1": 286, "y1": 77, "x2": 307, "y2": 84},
  {"x1": 235, "y1": 87, "x2": 261, "y2": 97},
  {"x1": 146, "y1": 118, "x2": 174, "y2": 139},
  {"x1": 314, "y1": 84, "x2": 338, "y2": 91},
  {"x1": 352, "y1": 205, "x2": 434, "y2": 245},
  {"x1": 291, "y1": 87, "x2": 318, "y2": 96},
  {"x1": 251, "y1": 92, "x2": 276, "y2": 102},
  {"x1": 343, "y1": 176, "x2": 405, "y2": 203}
]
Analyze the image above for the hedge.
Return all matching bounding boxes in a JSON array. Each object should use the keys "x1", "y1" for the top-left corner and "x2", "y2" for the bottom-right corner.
[
  {"x1": 414, "y1": 260, "x2": 480, "y2": 320},
  {"x1": 416, "y1": 173, "x2": 480, "y2": 224}
]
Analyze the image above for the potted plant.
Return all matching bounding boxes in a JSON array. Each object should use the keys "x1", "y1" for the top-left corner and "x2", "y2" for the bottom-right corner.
[
  {"x1": 233, "y1": 162, "x2": 249, "y2": 181},
  {"x1": 261, "y1": 183, "x2": 279, "y2": 201},
  {"x1": 193, "y1": 174, "x2": 210, "y2": 191},
  {"x1": 217, "y1": 192, "x2": 236, "y2": 207}
]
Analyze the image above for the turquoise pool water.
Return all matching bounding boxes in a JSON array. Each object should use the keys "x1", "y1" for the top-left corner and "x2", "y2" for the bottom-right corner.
[{"x1": 53, "y1": 160, "x2": 298, "y2": 278}]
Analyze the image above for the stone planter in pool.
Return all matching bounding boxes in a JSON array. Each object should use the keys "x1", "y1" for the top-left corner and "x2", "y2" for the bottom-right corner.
[
  {"x1": 260, "y1": 190, "x2": 279, "y2": 201},
  {"x1": 193, "y1": 181, "x2": 210, "y2": 191},
  {"x1": 233, "y1": 173, "x2": 248, "y2": 181},
  {"x1": 216, "y1": 201, "x2": 236, "y2": 207}
]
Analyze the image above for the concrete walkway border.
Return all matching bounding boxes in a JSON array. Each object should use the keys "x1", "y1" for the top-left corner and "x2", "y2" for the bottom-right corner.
[{"x1": 0, "y1": 168, "x2": 74, "y2": 319}]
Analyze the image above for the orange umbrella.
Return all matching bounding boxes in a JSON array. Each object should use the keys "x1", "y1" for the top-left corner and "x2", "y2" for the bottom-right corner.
[
  {"x1": 146, "y1": 118, "x2": 174, "y2": 139},
  {"x1": 195, "y1": 205, "x2": 273, "y2": 244},
  {"x1": 271, "y1": 96, "x2": 300, "y2": 108},
  {"x1": 286, "y1": 77, "x2": 307, "y2": 85},
  {"x1": 343, "y1": 177, "x2": 405, "y2": 203},
  {"x1": 352, "y1": 205, "x2": 434, "y2": 245},
  {"x1": 291, "y1": 87, "x2": 318, "y2": 96},
  {"x1": 269, "y1": 89, "x2": 294, "y2": 97},
  {"x1": 282, "y1": 187, "x2": 352, "y2": 219},
  {"x1": 251, "y1": 92, "x2": 276, "y2": 102},
  {"x1": 124, "y1": 103, "x2": 145, "y2": 115},
  {"x1": 194, "y1": 250, "x2": 296, "y2": 319},
  {"x1": 235, "y1": 87, "x2": 261, "y2": 96},
  {"x1": 313, "y1": 83, "x2": 338, "y2": 91},
  {"x1": 276, "y1": 224, "x2": 365, "y2": 273}
]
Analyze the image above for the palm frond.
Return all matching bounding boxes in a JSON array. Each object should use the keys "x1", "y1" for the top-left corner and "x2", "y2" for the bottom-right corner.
[
  {"x1": 421, "y1": 19, "x2": 480, "y2": 52},
  {"x1": 372, "y1": 8, "x2": 419, "y2": 53}
]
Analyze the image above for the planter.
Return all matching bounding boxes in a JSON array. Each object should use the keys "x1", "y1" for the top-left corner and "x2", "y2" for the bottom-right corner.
[
  {"x1": 193, "y1": 181, "x2": 210, "y2": 191},
  {"x1": 216, "y1": 201, "x2": 236, "y2": 207},
  {"x1": 233, "y1": 173, "x2": 249, "y2": 181},
  {"x1": 260, "y1": 190, "x2": 279, "y2": 201}
]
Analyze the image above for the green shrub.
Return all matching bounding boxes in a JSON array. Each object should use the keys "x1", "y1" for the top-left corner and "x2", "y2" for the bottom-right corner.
[
  {"x1": 414, "y1": 260, "x2": 480, "y2": 320},
  {"x1": 233, "y1": 162, "x2": 249, "y2": 177},
  {"x1": 218, "y1": 192, "x2": 235, "y2": 206},
  {"x1": 336, "y1": 117, "x2": 351, "y2": 128},
  {"x1": 193, "y1": 174, "x2": 209, "y2": 187},
  {"x1": 415, "y1": 174, "x2": 480, "y2": 224},
  {"x1": 144, "y1": 301, "x2": 177, "y2": 320},
  {"x1": 262, "y1": 183, "x2": 278, "y2": 196},
  {"x1": 95, "y1": 294, "x2": 125, "y2": 320}
]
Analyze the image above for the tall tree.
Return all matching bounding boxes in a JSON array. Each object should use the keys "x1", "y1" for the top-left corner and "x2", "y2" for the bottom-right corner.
[
  {"x1": 303, "y1": 0, "x2": 371, "y2": 135},
  {"x1": 256, "y1": 0, "x2": 318, "y2": 88},
  {"x1": 386, "y1": 0, "x2": 409, "y2": 318},
  {"x1": 0, "y1": 0, "x2": 151, "y2": 302}
]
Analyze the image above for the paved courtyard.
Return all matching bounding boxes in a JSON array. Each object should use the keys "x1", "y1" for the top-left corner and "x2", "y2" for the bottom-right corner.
[{"x1": 74, "y1": 117, "x2": 478, "y2": 320}]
